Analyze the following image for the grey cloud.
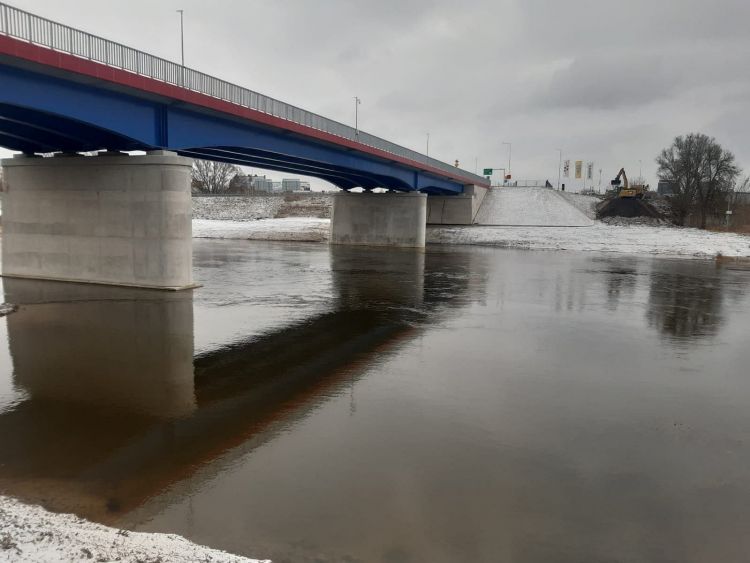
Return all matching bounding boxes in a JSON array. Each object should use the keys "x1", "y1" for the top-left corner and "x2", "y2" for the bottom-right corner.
[{"x1": 6, "y1": 0, "x2": 750, "y2": 188}]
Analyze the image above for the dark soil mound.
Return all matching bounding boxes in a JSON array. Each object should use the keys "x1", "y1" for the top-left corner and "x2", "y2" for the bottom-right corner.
[{"x1": 597, "y1": 197, "x2": 662, "y2": 219}]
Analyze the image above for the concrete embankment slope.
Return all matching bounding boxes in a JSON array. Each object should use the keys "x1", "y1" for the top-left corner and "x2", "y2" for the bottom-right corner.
[{"x1": 475, "y1": 187, "x2": 595, "y2": 227}]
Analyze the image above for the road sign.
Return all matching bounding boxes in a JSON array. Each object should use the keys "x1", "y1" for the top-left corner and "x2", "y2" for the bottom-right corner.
[{"x1": 483, "y1": 168, "x2": 493, "y2": 175}]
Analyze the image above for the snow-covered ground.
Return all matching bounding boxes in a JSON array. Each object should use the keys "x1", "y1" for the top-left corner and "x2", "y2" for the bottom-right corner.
[
  {"x1": 475, "y1": 187, "x2": 594, "y2": 226},
  {"x1": 429, "y1": 223, "x2": 750, "y2": 258},
  {"x1": 193, "y1": 195, "x2": 283, "y2": 221},
  {"x1": 557, "y1": 191, "x2": 600, "y2": 219},
  {"x1": 191, "y1": 218, "x2": 750, "y2": 258},
  {"x1": 192, "y1": 194, "x2": 332, "y2": 221},
  {"x1": 193, "y1": 217, "x2": 330, "y2": 242},
  {"x1": 0, "y1": 496, "x2": 266, "y2": 563}
]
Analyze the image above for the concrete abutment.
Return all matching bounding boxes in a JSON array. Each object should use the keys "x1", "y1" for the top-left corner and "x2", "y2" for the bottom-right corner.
[
  {"x1": 426, "y1": 184, "x2": 488, "y2": 225},
  {"x1": 1, "y1": 151, "x2": 194, "y2": 290}
]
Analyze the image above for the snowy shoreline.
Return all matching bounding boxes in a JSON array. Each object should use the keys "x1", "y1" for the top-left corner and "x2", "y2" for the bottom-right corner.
[
  {"x1": 0, "y1": 495, "x2": 266, "y2": 563},
  {"x1": 193, "y1": 218, "x2": 750, "y2": 259}
]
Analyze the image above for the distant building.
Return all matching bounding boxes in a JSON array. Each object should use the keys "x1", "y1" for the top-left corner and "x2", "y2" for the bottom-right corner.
[
  {"x1": 272, "y1": 181, "x2": 282, "y2": 193},
  {"x1": 250, "y1": 175, "x2": 274, "y2": 193},
  {"x1": 281, "y1": 178, "x2": 311, "y2": 192},
  {"x1": 657, "y1": 180, "x2": 675, "y2": 196},
  {"x1": 281, "y1": 179, "x2": 299, "y2": 192}
]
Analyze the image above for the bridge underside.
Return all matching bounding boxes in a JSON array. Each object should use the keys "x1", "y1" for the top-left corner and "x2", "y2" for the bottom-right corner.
[
  {"x1": 0, "y1": 59, "x2": 487, "y2": 289},
  {"x1": 0, "y1": 63, "x2": 464, "y2": 195}
]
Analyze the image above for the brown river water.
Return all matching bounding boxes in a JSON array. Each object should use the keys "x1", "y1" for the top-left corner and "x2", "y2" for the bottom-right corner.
[{"x1": 1, "y1": 240, "x2": 749, "y2": 562}]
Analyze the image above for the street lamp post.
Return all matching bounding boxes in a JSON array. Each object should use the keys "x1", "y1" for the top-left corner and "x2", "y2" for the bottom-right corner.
[
  {"x1": 426, "y1": 132, "x2": 430, "y2": 157},
  {"x1": 556, "y1": 149, "x2": 562, "y2": 190},
  {"x1": 176, "y1": 10, "x2": 184, "y2": 66},
  {"x1": 502, "y1": 142, "x2": 512, "y2": 179},
  {"x1": 353, "y1": 96, "x2": 361, "y2": 137},
  {"x1": 638, "y1": 159, "x2": 642, "y2": 179}
]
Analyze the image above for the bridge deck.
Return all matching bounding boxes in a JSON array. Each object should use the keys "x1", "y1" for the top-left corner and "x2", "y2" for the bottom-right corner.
[{"x1": 0, "y1": 2, "x2": 488, "y2": 193}]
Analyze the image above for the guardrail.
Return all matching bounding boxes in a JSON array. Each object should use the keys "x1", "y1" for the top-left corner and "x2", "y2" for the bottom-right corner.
[
  {"x1": 491, "y1": 180, "x2": 552, "y2": 188},
  {"x1": 0, "y1": 2, "x2": 487, "y2": 186}
]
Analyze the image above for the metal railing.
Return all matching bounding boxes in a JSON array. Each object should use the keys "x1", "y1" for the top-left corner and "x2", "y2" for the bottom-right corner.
[{"x1": 0, "y1": 2, "x2": 487, "y2": 186}]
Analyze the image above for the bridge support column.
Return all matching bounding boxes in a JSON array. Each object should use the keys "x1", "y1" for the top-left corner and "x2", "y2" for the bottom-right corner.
[
  {"x1": 426, "y1": 184, "x2": 488, "y2": 225},
  {"x1": 1, "y1": 151, "x2": 194, "y2": 290},
  {"x1": 330, "y1": 192, "x2": 426, "y2": 248}
]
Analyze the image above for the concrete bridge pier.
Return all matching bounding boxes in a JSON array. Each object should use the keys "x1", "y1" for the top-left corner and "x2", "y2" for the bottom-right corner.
[
  {"x1": 330, "y1": 191, "x2": 427, "y2": 248},
  {"x1": 1, "y1": 151, "x2": 194, "y2": 290}
]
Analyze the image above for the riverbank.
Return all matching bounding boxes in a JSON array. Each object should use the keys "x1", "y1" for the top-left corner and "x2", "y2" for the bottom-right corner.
[
  {"x1": 0, "y1": 496, "x2": 266, "y2": 562},
  {"x1": 193, "y1": 218, "x2": 750, "y2": 258}
]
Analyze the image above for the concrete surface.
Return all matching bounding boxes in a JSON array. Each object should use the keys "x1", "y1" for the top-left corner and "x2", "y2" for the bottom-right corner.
[
  {"x1": 426, "y1": 184, "x2": 488, "y2": 225},
  {"x1": 1, "y1": 151, "x2": 194, "y2": 289},
  {"x1": 330, "y1": 192, "x2": 427, "y2": 247}
]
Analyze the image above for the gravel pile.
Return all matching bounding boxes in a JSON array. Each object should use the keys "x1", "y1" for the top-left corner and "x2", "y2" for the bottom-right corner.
[{"x1": 599, "y1": 215, "x2": 672, "y2": 226}]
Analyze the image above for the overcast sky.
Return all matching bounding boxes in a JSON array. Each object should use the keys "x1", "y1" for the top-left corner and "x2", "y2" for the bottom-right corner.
[{"x1": 4, "y1": 0, "x2": 750, "y2": 191}]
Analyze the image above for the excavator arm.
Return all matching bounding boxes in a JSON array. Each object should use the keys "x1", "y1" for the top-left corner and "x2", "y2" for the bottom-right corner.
[{"x1": 614, "y1": 168, "x2": 629, "y2": 190}]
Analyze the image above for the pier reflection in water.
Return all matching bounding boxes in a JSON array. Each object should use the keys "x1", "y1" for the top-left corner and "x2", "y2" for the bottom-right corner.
[
  {"x1": 0, "y1": 242, "x2": 749, "y2": 563},
  {"x1": 0, "y1": 243, "x2": 486, "y2": 526}
]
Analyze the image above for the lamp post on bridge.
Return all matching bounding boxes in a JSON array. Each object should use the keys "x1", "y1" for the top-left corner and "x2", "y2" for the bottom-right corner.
[
  {"x1": 502, "y1": 141, "x2": 512, "y2": 179},
  {"x1": 176, "y1": 10, "x2": 184, "y2": 66},
  {"x1": 426, "y1": 132, "x2": 430, "y2": 157},
  {"x1": 556, "y1": 148, "x2": 562, "y2": 191},
  {"x1": 353, "y1": 97, "x2": 361, "y2": 138},
  {"x1": 176, "y1": 9, "x2": 184, "y2": 87}
]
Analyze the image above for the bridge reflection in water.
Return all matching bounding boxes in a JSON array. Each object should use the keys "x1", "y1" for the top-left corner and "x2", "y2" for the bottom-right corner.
[{"x1": 0, "y1": 245, "x2": 487, "y2": 523}]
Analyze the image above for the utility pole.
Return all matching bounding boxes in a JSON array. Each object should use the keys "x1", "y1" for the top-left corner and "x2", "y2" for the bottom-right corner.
[
  {"x1": 176, "y1": 10, "x2": 184, "y2": 66},
  {"x1": 556, "y1": 149, "x2": 562, "y2": 190},
  {"x1": 353, "y1": 96, "x2": 361, "y2": 137},
  {"x1": 426, "y1": 132, "x2": 430, "y2": 156},
  {"x1": 502, "y1": 142, "x2": 512, "y2": 178},
  {"x1": 638, "y1": 159, "x2": 642, "y2": 179}
]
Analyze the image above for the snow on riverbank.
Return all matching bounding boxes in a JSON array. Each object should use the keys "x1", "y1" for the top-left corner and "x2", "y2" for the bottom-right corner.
[
  {"x1": 429, "y1": 223, "x2": 750, "y2": 258},
  {"x1": 193, "y1": 217, "x2": 330, "y2": 242},
  {"x1": 0, "y1": 496, "x2": 266, "y2": 563},
  {"x1": 192, "y1": 218, "x2": 750, "y2": 258},
  {"x1": 476, "y1": 187, "x2": 594, "y2": 226}
]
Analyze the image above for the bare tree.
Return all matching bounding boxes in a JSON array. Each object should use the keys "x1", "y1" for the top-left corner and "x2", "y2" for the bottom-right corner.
[
  {"x1": 656, "y1": 133, "x2": 740, "y2": 228},
  {"x1": 697, "y1": 140, "x2": 740, "y2": 228},
  {"x1": 191, "y1": 159, "x2": 240, "y2": 194}
]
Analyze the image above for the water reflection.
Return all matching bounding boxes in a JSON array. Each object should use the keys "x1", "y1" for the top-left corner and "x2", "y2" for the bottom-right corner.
[
  {"x1": 646, "y1": 260, "x2": 725, "y2": 342},
  {"x1": 3, "y1": 245, "x2": 750, "y2": 563},
  {"x1": 0, "y1": 246, "x2": 487, "y2": 523},
  {"x1": 3, "y1": 278, "x2": 195, "y2": 418},
  {"x1": 594, "y1": 256, "x2": 641, "y2": 312}
]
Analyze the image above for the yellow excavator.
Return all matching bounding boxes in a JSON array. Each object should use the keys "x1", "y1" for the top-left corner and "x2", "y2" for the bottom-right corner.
[{"x1": 611, "y1": 168, "x2": 647, "y2": 199}]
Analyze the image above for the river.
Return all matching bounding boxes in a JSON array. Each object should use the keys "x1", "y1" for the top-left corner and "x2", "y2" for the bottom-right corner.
[{"x1": 1, "y1": 240, "x2": 749, "y2": 562}]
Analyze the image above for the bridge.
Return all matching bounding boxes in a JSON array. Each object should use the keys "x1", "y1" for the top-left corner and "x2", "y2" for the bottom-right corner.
[{"x1": 0, "y1": 3, "x2": 488, "y2": 289}]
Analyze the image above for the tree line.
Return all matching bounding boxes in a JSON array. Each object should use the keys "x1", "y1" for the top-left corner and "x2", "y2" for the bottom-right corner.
[
  {"x1": 191, "y1": 160, "x2": 241, "y2": 194},
  {"x1": 657, "y1": 133, "x2": 744, "y2": 229}
]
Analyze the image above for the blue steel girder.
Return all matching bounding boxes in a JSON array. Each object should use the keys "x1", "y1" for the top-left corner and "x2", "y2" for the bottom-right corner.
[
  {"x1": 180, "y1": 148, "x2": 363, "y2": 191},
  {"x1": 0, "y1": 62, "x2": 466, "y2": 194},
  {"x1": 166, "y1": 107, "x2": 463, "y2": 193},
  {"x1": 184, "y1": 146, "x2": 403, "y2": 191}
]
